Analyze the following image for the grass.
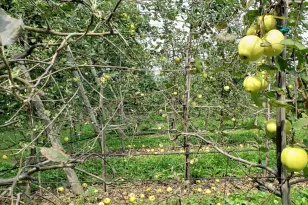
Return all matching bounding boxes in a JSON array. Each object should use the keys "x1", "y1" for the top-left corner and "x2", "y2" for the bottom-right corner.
[{"x1": 1, "y1": 116, "x2": 308, "y2": 204}]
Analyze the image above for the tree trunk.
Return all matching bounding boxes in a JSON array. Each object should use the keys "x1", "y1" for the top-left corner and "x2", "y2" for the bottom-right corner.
[
  {"x1": 89, "y1": 59, "x2": 107, "y2": 191},
  {"x1": 73, "y1": 70, "x2": 101, "y2": 136},
  {"x1": 20, "y1": 65, "x2": 84, "y2": 195},
  {"x1": 276, "y1": 1, "x2": 291, "y2": 204}
]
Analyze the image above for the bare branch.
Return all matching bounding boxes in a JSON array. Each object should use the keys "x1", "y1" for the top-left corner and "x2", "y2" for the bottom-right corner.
[
  {"x1": 23, "y1": 26, "x2": 116, "y2": 37},
  {"x1": 0, "y1": 161, "x2": 74, "y2": 185},
  {"x1": 183, "y1": 132, "x2": 277, "y2": 176},
  {"x1": 290, "y1": 178, "x2": 308, "y2": 186}
]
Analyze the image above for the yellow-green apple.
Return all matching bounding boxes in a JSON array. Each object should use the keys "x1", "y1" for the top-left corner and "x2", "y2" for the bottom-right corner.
[
  {"x1": 243, "y1": 76, "x2": 262, "y2": 92},
  {"x1": 104, "y1": 198, "x2": 111, "y2": 204},
  {"x1": 263, "y1": 29, "x2": 284, "y2": 56},
  {"x1": 129, "y1": 196, "x2": 136, "y2": 203},
  {"x1": 57, "y1": 187, "x2": 64, "y2": 192},
  {"x1": 149, "y1": 195, "x2": 155, "y2": 201},
  {"x1": 238, "y1": 35, "x2": 264, "y2": 62},
  {"x1": 224, "y1": 86, "x2": 230, "y2": 91},
  {"x1": 202, "y1": 72, "x2": 207, "y2": 79},
  {"x1": 246, "y1": 24, "x2": 257, "y2": 35},
  {"x1": 281, "y1": 147, "x2": 308, "y2": 172},
  {"x1": 257, "y1": 15, "x2": 276, "y2": 32},
  {"x1": 265, "y1": 119, "x2": 292, "y2": 134},
  {"x1": 166, "y1": 187, "x2": 173, "y2": 193},
  {"x1": 174, "y1": 57, "x2": 181, "y2": 63}
]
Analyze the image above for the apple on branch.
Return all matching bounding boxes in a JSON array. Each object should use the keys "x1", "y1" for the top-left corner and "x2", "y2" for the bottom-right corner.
[
  {"x1": 238, "y1": 35, "x2": 264, "y2": 62},
  {"x1": 281, "y1": 147, "x2": 308, "y2": 172}
]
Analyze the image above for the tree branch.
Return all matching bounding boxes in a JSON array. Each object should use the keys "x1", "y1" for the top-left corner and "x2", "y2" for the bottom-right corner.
[
  {"x1": 0, "y1": 161, "x2": 74, "y2": 185},
  {"x1": 183, "y1": 132, "x2": 277, "y2": 176},
  {"x1": 23, "y1": 26, "x2": 116, "y2": 37}
]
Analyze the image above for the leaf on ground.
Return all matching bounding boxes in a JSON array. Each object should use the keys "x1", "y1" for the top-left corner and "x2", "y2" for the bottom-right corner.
[{"x1": 40, "y1": 147, "x2": 69, "y2": 162}]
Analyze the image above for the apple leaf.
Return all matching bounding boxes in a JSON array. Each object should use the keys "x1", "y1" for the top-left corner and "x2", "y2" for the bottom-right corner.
[
  {"x1": 275, "y1": 56, "x2": 288, "y2": 71},
  {"x1": 292, "y1": 118, "x2": 308, "y2": 131},
  {"x1": 280, "y1": 39, "x2": 307, "y2": 50},
  {"x1": 251, "y1": 92, "x2": 263, "y2": 107},
  {"x1": 244, "y1": 10, "x2": 258, "y2": 24},
  {"x1": 246, "y1": 0, "x2": 255, "y2": 8},
  {"x1": 258, "y1": 64, "x2": 276, "y2": 71},
  {"x1": 245, "y1": 123, "x2": 262, "y2": 130},
  {"x1": 265, "y1": 91, "x2": 276, "y2": 98},
  {"x1": 269, "y1": 99, "x2": 293, "y2": 110},
  {"x1": 40, "y1": 147, "x2": 69, "y2": 162},
  {"x1": 303, "y1": 139, "x2": 308, "y2": 148},
  {"x1": 260, "y1": 42, "x2": 271, "y2": 47},
  {"x1": 212, "y1": 67, "x2": 224, "y2": 73}
]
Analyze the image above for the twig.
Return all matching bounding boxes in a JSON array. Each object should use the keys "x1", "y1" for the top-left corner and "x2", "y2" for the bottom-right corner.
[
  {"x1": 75, "y1": 167, "x2": 106, "y2": 183},
  {"x1": 0, "y1": 44, "x2": 14, "y2": 86}
]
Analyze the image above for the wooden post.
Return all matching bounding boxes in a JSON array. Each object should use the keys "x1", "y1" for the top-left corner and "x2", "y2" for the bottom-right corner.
[
  {"x1": 276, "y1": 1, "x2": 291, "y2": 204},
  {"x1": 183, "y1": 28, "x2": 192, "y2": 183}
]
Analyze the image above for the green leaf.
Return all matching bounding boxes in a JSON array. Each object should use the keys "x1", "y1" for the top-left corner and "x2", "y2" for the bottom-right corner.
[
  {"x1": 292, "y1": 118, "x2": 308, "y2": 131},
  {"x1": 251, "y1": 92, "x2": 262, "y2": 107},
  {"x1": 304, "y1": 139, "x2": 308, "y2": 148},
  {"x1": 260, "y1": 42, "x2": 271, "y2": 47},
  {"x1": 245, "y1": 124, "x2": 262, "y2": 130},
  {"x1": 258, "y1": 64, "x2": 276, "y2": 71},
  {"x1": 212, "y1": 67, "x2": 224, "y2": 73},
  {"x1": 269, "y1": 99, "x2": 293, "y2": 109},
  {"x1": 246, "y1": 0, "x2": 255, "y2": 8},
  {"x1": 275, "y1": 56, "x2": 288, "y2": 71},
  {"x1": 40, "y1": 147, "x2": 69, "y2": 162},
  {"x1": 294, "y1": 42, "x2": 306, "y2": 50},
  {"x1": 280, "y1": 39, "x2": 295, "y2": 46},
  {"x1": 280, "y1": 39, "x2": 307, "y2": 50},
  {"x1": 265, "y1": 91, "x2": 276, "y2": 98}
]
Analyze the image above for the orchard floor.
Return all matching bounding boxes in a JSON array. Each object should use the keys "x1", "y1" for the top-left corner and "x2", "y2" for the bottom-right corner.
[{"x1": 30, "y1": 179, "x2": 308, "y2": 205}]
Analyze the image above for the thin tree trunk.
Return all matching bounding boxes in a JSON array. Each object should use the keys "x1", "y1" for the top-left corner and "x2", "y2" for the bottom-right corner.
[
  {"x1": 99, "y1": 87, "x2": 107, "y2": 192},
  {"x1": 264, "y1": 84, "x2": 271, "y2": 176},
  {"x1": 183, "y1": 28, "x2": 192, "y2": 183},
  {"x1": 72, "y1": 70, "x2": 101, "y2": 136},
  {"x1": 276, "y1": 1, "x2": 291, "y2": 204},
  {"x1": 20, "y1": 65, "x2": 84, "y2": 195},
  {"x1": 25, "y1": 103, "x2": 36, "y2": 202},
  {"x1": 89, "y1": 59, "x2": 107, "y2": 191}
]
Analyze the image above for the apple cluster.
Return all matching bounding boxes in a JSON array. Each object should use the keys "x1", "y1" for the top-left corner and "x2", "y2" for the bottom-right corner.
[
  {"x1": 243, "y1": 71, "x2": 268, "y2": 92},
  {"x1": 238, "y1": 15, "x2": 285, "y2": 62},
  {"x1": 264, "y1": 119, "x2": 308, "y2": 173}
]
